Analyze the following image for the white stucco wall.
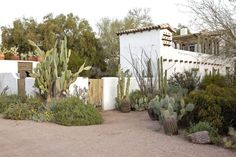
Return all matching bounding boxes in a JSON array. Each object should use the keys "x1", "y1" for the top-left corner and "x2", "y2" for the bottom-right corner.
[
  {"x1": 160, "y1": 47, "x2": 232, "y2": 77},
  {"x1": 119, "y1": 30, "x2": 161, "y2": 72},
  {"x1": 0, "y1": 73, "x2": 18, "y2": 94},
  {"x1": 69, "y1": 77, "x2": 89, "y2": 95},
  {"x1": 25, "y1": 78, "x2": 37, "y2": 96},
  {"x1": 0, "y1": 60, "x2": 38, "y2": 73},
  {"x1": 119, "y1": 28, "x2": 233, "y2": 78},
  {"x1": 102, "y1": 77, "x2": 139, "y2": 111}
]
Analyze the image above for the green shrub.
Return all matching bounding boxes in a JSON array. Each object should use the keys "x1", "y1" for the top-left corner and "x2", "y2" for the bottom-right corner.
[
  {"x1": 129, "y1": 90, "x2": 148, "y2": 111},
  {"x1": 0, "y1": 95, "x2": 25, "y2": 113},
  {"x1": 4, "y1": 103, "x2": 32, "y2": 120},
  {"x1": 168, "y1": 69, "x2": 200, "y2": 93},
  {"x1": 187, "y1": 121, "x2": 221, "y2": 144},
  {"x1": 27, "y1": 97, "x2": 53, "y2": 122},
  {"x1": 51, "y1": 97, "x2": 103, "y2": 126},
  {"x1": 1, "y1": 96, "x2": 51, "y2": 122},
  {"x1": 223, "y1": 127, "x2": 236, "y2": 149},
  {"x1": 186, "y1": 84, "x2": 236, "y2": 133},
  {"x1": 31, "y1": 109, "x2": 53, "y2": 122},
  {"x1": 199, "y1": 74, "x2": 233, "y2": 89}
]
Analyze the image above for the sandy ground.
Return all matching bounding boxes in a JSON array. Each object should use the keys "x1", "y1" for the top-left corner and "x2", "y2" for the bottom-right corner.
[{"x1": 0, "y1": 111, "x2": 235, "y2": 157}]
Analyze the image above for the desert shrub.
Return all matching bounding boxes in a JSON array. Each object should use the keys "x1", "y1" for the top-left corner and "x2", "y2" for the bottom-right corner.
[
  {"x1": 0, "y1": 95, "x2": 25, "y2": 113},
  {"x1": 199, "y1": 74, "x2": 229, "y2": 89},
  {"x1": 186, "y1": 84, "x2": 236, "y2": 133},
  {"x1": 223, "y1": 127, "x2": 236, "y2": 149},
  {"x1": 187, "y1": 121, "x2": 220, "y2": 144},
  {"x1": 27, "y1": 97, "x2": 53, "y2": 122},
  {"x1": 168, "y1": 69, "x2": 200, "y2": 93},
  {"x1": 1, "y1": 96, "x2": 51, "y2": 122},
  {"x1": 31, "y1": 108, "x2": 53, "y2": 122},
  {"x1": 4, "y1": 103, "x2": 32, "y2": 120},
  {"x1": 51, "y1": 97, "x2": 103, "y2": 126},
  {"x1": 129, "y1": 90, "x2": 148, "y2": 111}
]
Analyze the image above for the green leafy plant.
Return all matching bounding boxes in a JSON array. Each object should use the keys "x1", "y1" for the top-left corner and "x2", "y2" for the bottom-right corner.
[
  {"x1": 51, "y1": 97, "x2": 103, "y2": 126},
  {"x1": 186, "y1": 121, "x2": 221, "y2": 144},
  {"x1": 199, "y1": 74, "x2": 233, "y2": 89},
  {"x1": 4, "y1": 103, "x2": 32, "y2": 120},
  {"x1": 223, "y1": 127, "x2": 236, "y2": 149},
  {"x1": 0, "y1": 95, "x2": 53, "y2": 122},
  {"x1": 186, "y1": 84, "x2": 236, "y2": 133},
  {"x1": 0, "y1": 95, "x2": 25, "y2": 113}
]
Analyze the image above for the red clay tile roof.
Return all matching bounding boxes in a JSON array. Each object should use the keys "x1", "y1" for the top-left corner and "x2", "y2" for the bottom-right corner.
[{"x1": 116, "y1": 23, "x2": 175, "y2": 36}]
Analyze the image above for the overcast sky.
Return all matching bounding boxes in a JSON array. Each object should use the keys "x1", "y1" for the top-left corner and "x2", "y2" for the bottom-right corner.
[{"x1": 0, "y1": 0, "x2": 192, "y2": 32}]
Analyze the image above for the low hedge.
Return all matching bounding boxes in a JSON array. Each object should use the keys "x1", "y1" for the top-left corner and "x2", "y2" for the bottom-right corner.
[
  {"x1": 0, "y1": 95, "x2": 25, "y2": 113},
  {"x1": 4, "y1": 103, "x2": 32, "y2": 120},
  {"x1": 51, "y1": 97, "x2": 103, "y2": 126}
]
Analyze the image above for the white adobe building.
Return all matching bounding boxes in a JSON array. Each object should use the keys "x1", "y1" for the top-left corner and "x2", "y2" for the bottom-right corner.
[{"x1": 117, "y1": 24, "x2": 233, "y2": 77}]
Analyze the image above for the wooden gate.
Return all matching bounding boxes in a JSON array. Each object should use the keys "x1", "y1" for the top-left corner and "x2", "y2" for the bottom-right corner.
[
  {"x1": 88, "y1": 79, "x2": 103, "y2": 107},
  {"x1": 18, "y1": 62, "x2": 33, "y2": 97}
]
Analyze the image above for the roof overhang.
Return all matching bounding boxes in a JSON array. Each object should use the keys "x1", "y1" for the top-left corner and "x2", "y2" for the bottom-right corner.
[{"x1": 116, "y1": 23, "x2": 175, "y2": 36}]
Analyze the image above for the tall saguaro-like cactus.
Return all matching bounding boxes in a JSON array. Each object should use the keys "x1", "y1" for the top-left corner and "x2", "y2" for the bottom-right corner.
[
  {"x1": 30, "y1": 37, "x2": 91, "y2": 102},
  {"x1": 157, "y1": 56, "x2": 168, "y2": 97},
  {"x1": 116, "y1": 67, "x2": 131, "y2": 103}
]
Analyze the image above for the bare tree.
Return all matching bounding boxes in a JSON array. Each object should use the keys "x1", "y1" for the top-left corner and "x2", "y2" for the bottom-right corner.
[{"x1": 188, "y1": 0, "x2": 236, "y2": 75}]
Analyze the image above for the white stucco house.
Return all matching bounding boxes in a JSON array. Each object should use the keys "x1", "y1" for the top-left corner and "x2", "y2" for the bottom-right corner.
[{"x1": 117, "y1": 24, "x2": 233, "y2": 78}]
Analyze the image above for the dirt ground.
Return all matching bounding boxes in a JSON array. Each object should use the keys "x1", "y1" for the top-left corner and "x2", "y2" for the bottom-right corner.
[{"x1": 0, "y1": 111, "x2": 235, "y2": 157}]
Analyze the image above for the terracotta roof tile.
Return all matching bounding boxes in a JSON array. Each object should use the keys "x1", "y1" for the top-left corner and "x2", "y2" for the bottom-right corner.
[{"x1": 116, "y1": 23, "x2": 175, "y2": 36}]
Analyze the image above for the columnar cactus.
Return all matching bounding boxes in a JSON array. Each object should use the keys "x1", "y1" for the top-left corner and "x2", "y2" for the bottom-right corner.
[
  {"x1": 157, "y1": 56, "x2": 168, "y2": 97},
  {"x1": 116, "y1": 67, "x2": 131, "y2": 111},
  {"x1": 116, "y1": 67, "x2": 131, "y2": 102},
  {"x1": 30, "y1": 37, "x2": 91, "y2": 102}
]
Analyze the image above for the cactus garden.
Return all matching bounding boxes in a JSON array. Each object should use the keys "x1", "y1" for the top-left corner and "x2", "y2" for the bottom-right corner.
[{"x1": 0, "y1": 1, "x2": 236, "y2": 156}]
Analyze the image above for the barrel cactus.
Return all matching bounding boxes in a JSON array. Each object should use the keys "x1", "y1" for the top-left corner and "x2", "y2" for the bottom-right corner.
[{"x1": 163, "y1": 116, "x2": 178, "y2": 135}]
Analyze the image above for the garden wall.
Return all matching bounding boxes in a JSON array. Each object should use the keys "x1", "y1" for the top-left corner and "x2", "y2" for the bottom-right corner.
[
  {"x1": 102, "y1": 77, "x2": 139, "y2": 110},
  {"x1": 0, "y1": 73, "x2": 18, "y2": 94},
  {"x1": 0, "y1": 60, "x2": 38, "y2": 73},
  {"x1": 0, "y1": 73, "x2": 140, "y2": 111}
]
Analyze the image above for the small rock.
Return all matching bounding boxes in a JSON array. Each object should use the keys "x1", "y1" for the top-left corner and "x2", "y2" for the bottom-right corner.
[{"x1": 188, "y1": 131, "x2": 211, "y2": 144}]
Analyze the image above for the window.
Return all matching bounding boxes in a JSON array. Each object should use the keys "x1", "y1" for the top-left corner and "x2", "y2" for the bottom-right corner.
[{"x1": 189, "y1": 45, "x2": 195, "y2": 52}]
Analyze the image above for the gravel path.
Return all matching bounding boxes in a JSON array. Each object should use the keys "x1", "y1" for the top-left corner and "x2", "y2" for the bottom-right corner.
[{"x1": 0, "y1": 111, "x2": 235, "y2": 157}]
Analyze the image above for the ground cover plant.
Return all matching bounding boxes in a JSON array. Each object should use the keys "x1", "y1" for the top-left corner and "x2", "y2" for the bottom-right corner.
[{"x1": 51, "y1": 97, "x2": 103, "y2": 126}]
